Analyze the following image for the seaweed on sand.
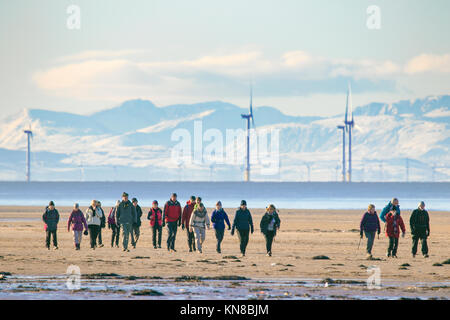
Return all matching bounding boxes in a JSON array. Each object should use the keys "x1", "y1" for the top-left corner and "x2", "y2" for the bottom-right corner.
[
  {"x1": 312, "y1": 255, "x2": 330, "y2": 260},
  {"x1": 132, "y1": 289, "x2": 164, "y2": 296}
]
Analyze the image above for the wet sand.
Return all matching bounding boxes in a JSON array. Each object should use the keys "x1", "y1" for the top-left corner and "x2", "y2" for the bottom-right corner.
[{"x1": 0, "y1": 206, "x2": 449, "y2": 299}]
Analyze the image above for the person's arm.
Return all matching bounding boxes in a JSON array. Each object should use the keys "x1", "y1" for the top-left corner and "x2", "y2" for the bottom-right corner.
[
  {"x1": 224, "y1": 212, "x2": 231, "y2": 229},
  {"x1": 210, "y1": 210, "x2": 216, "y2": 223},
  {"x1": 188, "y1": 210, "x2": 195, "y2": 231},
  {"x1": 181, "y1": 206, "x2": 187, "y2": 228},
  {"x1": 276, "y1": 213, "x2": 281, "y2": 229},
  {"x1": 82, "y1": 214, "x2": 88, "y2": 231},
  {"x1": 359, "y1": 213, "x2": 366, "y2": 237},
  {"x1": 400, "y1": 217, "x2": 406, "y2": 235},
  {"x1": 409, "y1": 210, "x2": 416, "y2": 234},
  {"x1": 132, "y1": 206, "x2": 137, "y2": 224},
  {"x1": 376, "y1": 215, "x2": 381, "y2": 235},
  {"x1": 231, "y1": 211, "x2": 238, "y2": 235},
  {"x1": 67, "y1": 212, "x2": 72, "y2": 232},
  {"x1": 115, "y1": 206, "x2": 120, "y2": 225},
  {"x1": 206, "y1": 211, "x2": 210, "y2": 229},
  {"x1": 55, "y1": 210, "x2": 60, "y2": 225},
  {"x1": 260, "y1": 214, "x2": 265, "y2": 232},
  {"x1": 426, "y1": 211, "x2": 430, "y2": 236},
  {"x1": 249, "y1": 211, "x2": 254, "y2": 234},
  {"x1": 162, "y1": 203, "x2": 168, "y2": 226},
  {"x1": 177, "y1": 205, "x2": 182, "y2": 226},
  {"x1": 379, "y1": 206, "x2": 388, "y2": 223}
]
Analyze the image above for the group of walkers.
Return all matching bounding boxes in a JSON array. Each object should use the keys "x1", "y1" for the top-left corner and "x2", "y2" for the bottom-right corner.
[
  {"x1": 359, "y1": 198, "x2": 431, "y2": 260},
  {"x1": 43, "y1": 194, "x2": 431, "y2": 259},
  {"x1": 43, "y1": 193, "x2": 282, "y2": 257}
]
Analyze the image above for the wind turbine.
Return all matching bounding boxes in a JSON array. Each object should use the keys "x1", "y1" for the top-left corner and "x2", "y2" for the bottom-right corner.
[
  {"x1": 241, "y1": 85, "x2": 256, "y2": 182},
  {"x1": 337, "y1": 125, "x2": 346, "y2": 182},
  {"x1": 23, "y1": 128, "x2": 33, "y2": 182},
  {"x1": 344, "y1": 83, "x2": 355, "y2": 182}
]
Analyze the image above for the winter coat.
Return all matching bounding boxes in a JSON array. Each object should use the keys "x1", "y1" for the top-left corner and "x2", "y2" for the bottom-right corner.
[
  {"x1": 380, "y1": 202, "x2": 400, "y2": 223},
  {"x1": 134, "y1": 204, "x2": 143, "y2": 227},
  {"x1": 360, "y1": 211, "x2": 381, "y2": 234},
  {"x1": 211, "y1": 208, "x2": 231, "y2": 230},
  {"x1": 108, "y1": 206, "x2": 118, "y2": 226},
  {"x1": 260, "y1": 212, "x2": 281, "y2": 235},
  {"x1": 67, "y1": 209, "x2": 88, "y2": 232},
  {"x1": 42, "y1": 207, "x2": 60, "y2": 231},
  {"x1": 232, "y1": 208, "x2": 254, "y2": 233},
  {"x1": 116, "y1": 200, "x2": 137, "y2": 225},
  {"x1": 189, "y1": 207, "x2": 210, "y2": 229},
  {"x1": 163, "y1": 200, "x2": 182, "y2": 224},
  {"x1": 385, "y1": 212, "x2": 406, "y2": 238},
  {"x1": 85, "y1": 206, "x2": 104, "y2": 226},
  {"x1": 182, "y1": 201, "x2": 195, "y2": 228},
  {"x1": 410, "y1": 208, "x2": 430, "y2": 237},
  {"x1": 147, "y1": 207, "x2": 163, "y2": 228},
  {"x1": 99, "y1": 207, "x2": 106, "y2": 228}
]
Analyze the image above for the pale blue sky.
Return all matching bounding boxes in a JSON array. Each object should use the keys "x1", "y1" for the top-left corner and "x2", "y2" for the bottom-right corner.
[{"x1": 1, "y1": 0, "x2": 450, "y2": 117}]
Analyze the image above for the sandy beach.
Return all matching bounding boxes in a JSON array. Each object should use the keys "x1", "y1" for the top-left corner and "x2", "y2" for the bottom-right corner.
[{"x1": 0, "y1": 206, "x2": 449, "y2": 299}]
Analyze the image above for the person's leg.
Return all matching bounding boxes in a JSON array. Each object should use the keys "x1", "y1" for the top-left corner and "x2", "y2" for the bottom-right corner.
[
  {"x1": 122, "y1": 223, "x2": 130, "y2": 250},
  {"x1": 130, "y1": 225, "x2": 136, "y2": 247},
  {"x1": 111, "y1": 225, "x2": 116, "y2": 247},
  {"x1": 172, "y1": 223, "x2": 178, "y2": 250},
  {"x1": 116, "y1": 225, "x2": 121, "y2": 247},
  {"x1": 215, "y1": 229, "x2": 224, "y2": 252},
  {"x1": 45, "y1": 230, "x2": 51, "y2": 249},
  {"x1": 364, "y1": 231, "x2": 374, "y2": 255},
  {"x1": 421, "y1": 236, "x2": 429, "y2": 256},
  {"x1": 200, "y1": 227, "x2": 206, "y2": 248},
  {"x1": 186, "y1": 228, "x2": 193, "y2": 251},
  {"x1": 194, "y1": 227, "x2": 202, "y2": 252},
  {"x1": 412, "y1": 235, "x2": 419, "y2": 256},
  {"x1": 72, "y1": 230, "x2": 78, "y2": 247},
  {"x1": 166, "y1": 223, "x2": 173, "y2": 250},
  {"x1": 265, "y1": 232, "x2": 274, "y2": 254},
  {"x1": 387, "y1": 237, "x2": 394, "y2": 256},
  {"x1": 151, "y1": 226, "x2": 157, "y2": 248},
  {"x1": 98, "y1": 228, "x2": 103, "y2": 246},
  {"x1": 237, "y1": 229, "x2": 244, "y2": 254},
  {"x1": 392, "y1": 238, "x2": 399, "y2": 256},
  {"x1": 135, "y1": 226, "x2": 140, "y2": 243},
  {"x1": 242, "y1": 229, "x2": 249, "y2": 255}
]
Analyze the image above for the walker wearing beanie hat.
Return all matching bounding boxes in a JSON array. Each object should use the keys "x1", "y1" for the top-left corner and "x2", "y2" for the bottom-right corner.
[
  {"x1": 240, "y1": 200, "x2": 247, "y2": 206},
  {"x1": 122, "y1": 192, "x2": 129, "y2": 198},
  {"x1": 153, "y1": 200, "x2": 158, "y2": 205},
  {"x1": 49, "y1": 201, "x2": 55, "y2": 207}
]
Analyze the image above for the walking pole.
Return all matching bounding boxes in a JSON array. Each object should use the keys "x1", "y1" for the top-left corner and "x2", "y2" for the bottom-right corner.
[{"x1": 357, "y1": 236, "x2": 362, "y2": 250}]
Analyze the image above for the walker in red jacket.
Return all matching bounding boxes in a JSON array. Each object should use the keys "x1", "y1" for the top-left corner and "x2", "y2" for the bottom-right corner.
[{"x1": 385, "y1": 211, "x2": 406, "y2": 258}]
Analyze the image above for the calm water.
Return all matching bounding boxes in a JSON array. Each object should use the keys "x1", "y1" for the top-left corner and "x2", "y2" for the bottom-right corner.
[{"x1": 0, "y1": 181, "x2": 449, "y2": 210}]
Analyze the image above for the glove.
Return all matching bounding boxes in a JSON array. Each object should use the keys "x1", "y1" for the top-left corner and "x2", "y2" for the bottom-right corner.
[
  {"x1": 360, "y1": 231, "x2": 363, "y2": 238},
  {"x1": 251, "y1": 229, "x2": 254, "y2": 234},
  {"x1": 402, "y1": 232, "x2": 405, "y2": 238},
  {"x1": 182, "y1": 224, "x2": 185, "y2": 230},
  {"x1": 83, "y1": 230, "x2": 88, "y2": 236},
  {"x1": 162, "y1": 222, "x2": 166, "y2": 227},
  {"x1": 228, "y1": 226, "x2": 231, "y2": 231},
  {"x1": 231, "y1": 229, "x2": 235, "y2": 236}
]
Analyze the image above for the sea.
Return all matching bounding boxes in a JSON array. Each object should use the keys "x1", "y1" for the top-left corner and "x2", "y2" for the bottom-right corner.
[{"x1": 0, "y1": 181, "x2": 449, "y2": 211}]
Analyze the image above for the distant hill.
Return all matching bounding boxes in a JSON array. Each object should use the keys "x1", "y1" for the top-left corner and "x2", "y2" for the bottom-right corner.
[{"x1": 0, "y1": 95, "x2": 449, "y2": 181}]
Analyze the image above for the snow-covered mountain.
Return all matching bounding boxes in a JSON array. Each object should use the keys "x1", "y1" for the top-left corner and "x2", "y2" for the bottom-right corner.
[{"x1": 0, "y1": 96, "x2": 449, "y2": 181}]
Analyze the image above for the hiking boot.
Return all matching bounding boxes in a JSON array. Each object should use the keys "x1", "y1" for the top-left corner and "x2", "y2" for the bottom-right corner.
[
  {"x1": 424, "y1": 254, "x2": 429, "y2": 258},
  {"x1": 46, "y1": 246, "x2": 50, "y2": 250},
  {"x1": 392, "y1": 254, "x2": 398, "y2": 258},
  {"x1": 172, "y1": 249, "x2": 177, "y2": 252},
  {"x1": 154, "y1": 246, "x2": 157, "y2": 249},
  {"x1": 366, "y1": 254, "x2": 373, "y2": 260},
  {"x1": 198, "y1": 249, "x2": 202, "y2": 254},
  {"x1": 158, "y1": 245, "x2": 161, "y2": 249},
  {"x1": 386, "y1": 252, "x2": 391, "y2": 258},
  {"x1": 98, "y1": 244, "x2": 104, "y2": 248},
  {"x1": 412, "y1": 254, "x2": 416, "y2": 258},
  {"x1": 189, "y1": 248, "x2": 193, "y2": 252},
  {"x1": 54, "y1": 246, "x2": 59, "y2": 250}
]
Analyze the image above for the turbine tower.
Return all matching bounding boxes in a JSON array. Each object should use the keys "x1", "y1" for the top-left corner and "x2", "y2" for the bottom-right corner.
[
  {"x1": 337, "y1": 125, "x2": 346, "y2": 182},
  {"x1": 23, "y1": 129, "x2": 33, "y2": 182},
  {"x1": 241, "y1": 85, "x2": 255, "y2": 182},
  {"x1": 344, "y1": 83, "x2": 355, "y2": 182}
]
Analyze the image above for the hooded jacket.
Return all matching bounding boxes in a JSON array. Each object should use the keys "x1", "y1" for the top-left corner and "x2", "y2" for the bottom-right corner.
[
  {"x1": 360, "y1": 211, "x2": 381, "y2": 234},
  {"x1": 182, "y1": 201, "x2": 195, "y2": 228},
  {"x1": 116, "y1": 200, "x2": 137, "y2": 225},
  {"x1": 163, "y1": 199, "x2": 182, "y2": 224},
  {"x1": 260, "y1": 211, "x2": 281, "y2": 235},
  {"x1": 189, "y1": 206, "x2": 210, "y2": 229},
  {"x1": 410, "y1": 208, "x2": 430, "y2": 236},
  {"x1": 385, "y1": 212, "x2": 406, "y2": 238},
  {"x1": 85, "y1": 206, "x2": 104, "y2": 226},
  {"x1": 232, "y1": 208, "x2": 254, "y2": 233},
  {"x1": 134, "y1": 204, "x2": 143, "y2": 227},
  {"x1": 68, "y1": 209, "x2": 88, "y2": 232},
  {"x1": 211, "y1": 208, "x2": 231, "y2": 230},
  {"x1": 43, "y1": 207, "x2": 60, "y2": 231},
  {"x1": 380, "y1": 201, "x2": 400, "y2": 223}
]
